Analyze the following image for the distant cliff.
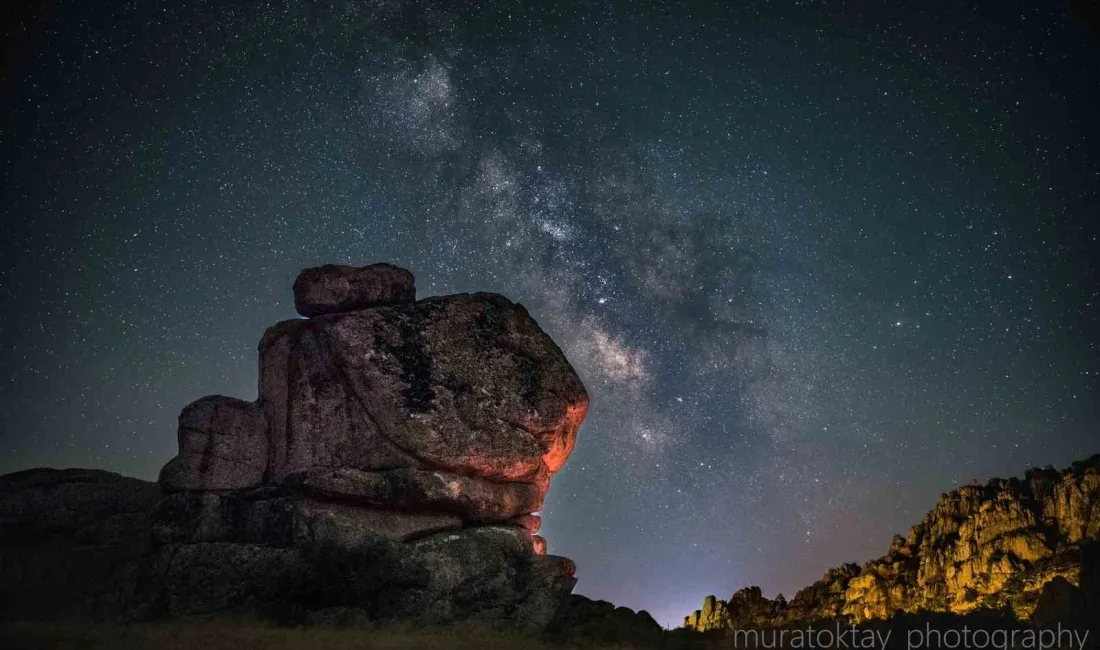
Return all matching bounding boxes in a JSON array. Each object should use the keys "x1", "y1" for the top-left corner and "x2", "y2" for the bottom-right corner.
[{"x1": 685, "y1": 455, "x2": 1100, "y2": 630}]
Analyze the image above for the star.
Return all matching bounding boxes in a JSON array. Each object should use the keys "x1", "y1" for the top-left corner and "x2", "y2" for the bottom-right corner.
[{"x1": 2, "y1": 0, "x2": 1097, "y2": 629}]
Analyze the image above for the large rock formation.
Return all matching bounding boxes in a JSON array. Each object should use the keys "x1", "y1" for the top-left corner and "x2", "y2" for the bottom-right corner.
[
  {"x1": 0, "y1": 263, "x2": 589, "y2": 630},
  {"x1": 683, "y1": 455, "x2": 1100, "y2": 632}
]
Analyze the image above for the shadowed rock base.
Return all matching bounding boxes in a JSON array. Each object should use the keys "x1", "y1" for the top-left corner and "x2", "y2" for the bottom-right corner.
[{"x1": 0, "y1": 468, "x2": 576, "y2": 632}]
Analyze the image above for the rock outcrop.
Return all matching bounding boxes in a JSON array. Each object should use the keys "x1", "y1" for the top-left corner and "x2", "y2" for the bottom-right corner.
[
  {"x1": 0, "y1": 263, "x2": 589, "y2": 631},
  {"x1": 546, "y1": 595, "x2": 665, "y2": 647},
  {"x1": 684, "y1": 455, "x2": 1100, "y2": 631}
]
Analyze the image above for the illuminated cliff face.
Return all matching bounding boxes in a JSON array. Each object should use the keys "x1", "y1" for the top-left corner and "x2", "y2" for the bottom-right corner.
[{"x1": 684, "y1": 455, "x2": 1100, "y2": 630}]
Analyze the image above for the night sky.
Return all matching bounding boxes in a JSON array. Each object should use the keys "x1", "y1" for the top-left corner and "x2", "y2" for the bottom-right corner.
[{"x1": 3, "y1": 0, "x2": 1098, "y2": 627}]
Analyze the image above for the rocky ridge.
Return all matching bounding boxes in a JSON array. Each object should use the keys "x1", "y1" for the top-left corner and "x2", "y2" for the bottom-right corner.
[
  {"x1": 684, "y1": 455, "x2": 1100, "y2": 631},
  {"x1": 0, "y1": 263, "x2": 589, "y2": 630}
]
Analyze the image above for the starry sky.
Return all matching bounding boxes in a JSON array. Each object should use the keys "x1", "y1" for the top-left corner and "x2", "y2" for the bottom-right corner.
[{"x1": 2, "y1": 0, "x2": 1098, "y2": 627}]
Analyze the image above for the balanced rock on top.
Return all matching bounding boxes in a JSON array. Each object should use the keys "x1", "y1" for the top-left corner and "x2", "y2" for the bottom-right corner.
[{"x1": 293, "y1": 263, "x2": 416, "y2": 317}]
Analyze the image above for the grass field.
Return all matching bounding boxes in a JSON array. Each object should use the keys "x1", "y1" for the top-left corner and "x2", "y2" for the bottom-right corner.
[{"x1": 0, "y1": 620, "x2": 617, "y2": 650}]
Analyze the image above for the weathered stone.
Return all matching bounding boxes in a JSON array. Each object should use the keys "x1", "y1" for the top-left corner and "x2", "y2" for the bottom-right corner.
[
  {"x1": 784, "y1": 563, "x2": 860, "y2": 622},
  {"x1": 159, "y1": 396, "x2": 267, "y2": 491},
  {"x1": 287, "y1": 499, "x2": 463, "y2": 546},
  {"x1": 258, "y1": 317, "x2": 432, "y2": 479},
  {"x1": 150, "y1": 492, "x2": 230, "y2": 543},
  {"x1": 408, "y1": 526, "x2": 577, "y2": 630},
  {"x1": 1045, "y1": 468, "x2": 1100, "y2": 544},
  {"x1": 120, "y1": 531, "x2": 572, "y2": 627},
  {"x1": 508, "y1": 514, "x2": 542, "y2": 534},
  {"x1": 151, "y1": 491, "x2": 463, "y2": 545},
  {"x1": 259, "y1": 293, "x2": 589, "y2": 491},
  {"x1": 293, "y1": 263, "x2": 415, "y2": 317},
  {"x1": 281, "y1": 467, "x2": 543, "y2": 521}
]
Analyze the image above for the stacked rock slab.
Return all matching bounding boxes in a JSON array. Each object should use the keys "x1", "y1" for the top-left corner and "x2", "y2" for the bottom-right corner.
[
  {"x1": 683, "y1": 455, "x2": 1100, "y2": 632},
  {"x1": 0, "y1": 263, "x2": 589, "y2": 630}
]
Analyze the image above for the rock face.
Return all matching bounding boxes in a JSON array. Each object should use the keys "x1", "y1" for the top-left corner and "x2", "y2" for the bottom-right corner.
[
  {"x1": 0, "y1": 264, "x2": 589, "y2": 631},
  {"x1": 683, "y1": 455, "x2": 1100, "y2": 631}
]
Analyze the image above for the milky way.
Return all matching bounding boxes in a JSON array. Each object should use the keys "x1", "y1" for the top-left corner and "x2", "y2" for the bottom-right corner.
[{"x1": 2, "y1": 0, "x2": 1098, "y2": 626}]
